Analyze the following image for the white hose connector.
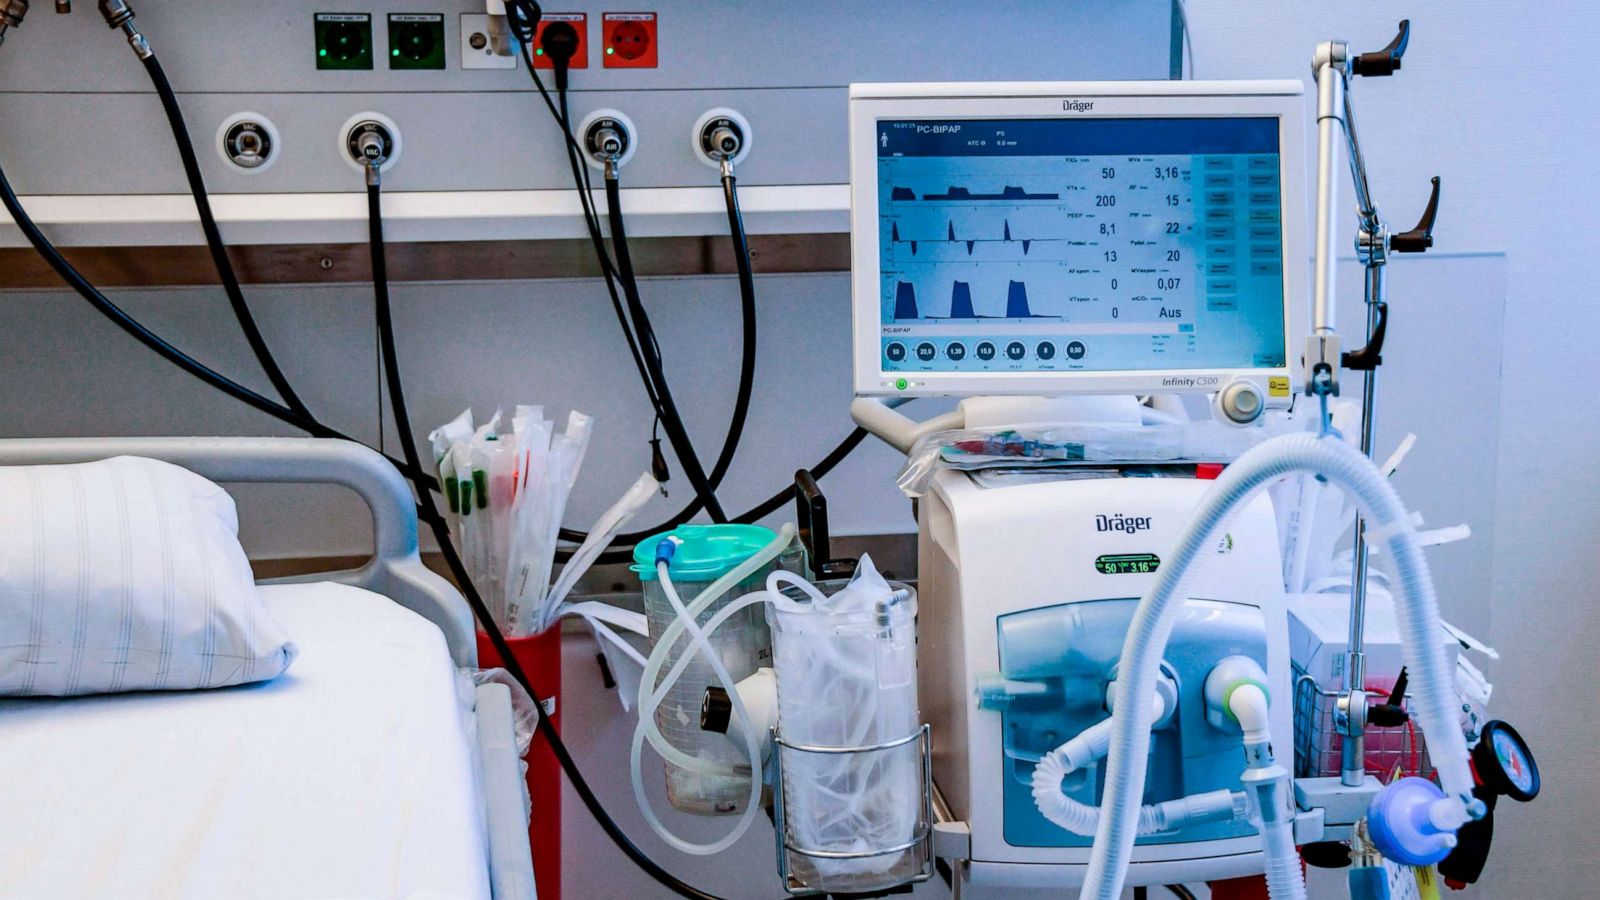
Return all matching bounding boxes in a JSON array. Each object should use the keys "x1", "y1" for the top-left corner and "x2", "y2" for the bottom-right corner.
[
  {"x1": 1082, "y1": 433, "x2": 1480, "y2": 900},
  {"x1": 1229, "y1": 684, "x2": 1273, "y2": 748},
  {"x1": 1030, "y1": 690, "x2": 1246, "y2": 837}
]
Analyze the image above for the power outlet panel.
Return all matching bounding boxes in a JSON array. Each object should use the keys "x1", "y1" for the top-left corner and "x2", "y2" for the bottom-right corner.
[
  {"x1": 314, "y1": 12, "x2": 373, "y2": 70},
  {"x1": 601, "y1": 12, "x2": 656, "y2": 68},
  {"x1": 388, "y1": 13, "x2": 446, "y2": 70},
  {"x1": 533, "y1": 12, "x2": 588, "y2": 69}
]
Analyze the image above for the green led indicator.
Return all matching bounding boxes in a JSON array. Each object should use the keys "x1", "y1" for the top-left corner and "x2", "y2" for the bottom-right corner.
[
  {"x1": 895, "y1": 378, "x2": 908, "y2": 391},
  {"x1": 535, "y1": 47, "x2": 543, "y2": 55},
  {"x1": 606, "y1": 46, "x2": 614, "y2": 55},
  {"x1": 319, "y1": 48, "x2": 328, "y2": 56},
  {"x1": 391, "y1": 49, "x2": 399, "y2": 56}
]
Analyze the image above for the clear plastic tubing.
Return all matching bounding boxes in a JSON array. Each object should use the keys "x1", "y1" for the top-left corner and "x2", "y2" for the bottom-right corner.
[
  {"x1": 634, "y1": 524, "x2": 794, "y2": 775},
  {"x1": 1081, "y1": 432, "x2": 1477, "y2": 900},
  {"x1": 628, "y1": 588, "x2": 781, "y2": 853},
  {"x1": 628, "y1": 524, "x2": 794, "y2": 853},
  {"x1": 628, "y1": 558, "x2": 763, "y2": 855}
]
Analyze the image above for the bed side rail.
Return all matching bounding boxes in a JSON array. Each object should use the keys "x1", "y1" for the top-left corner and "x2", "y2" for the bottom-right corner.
[{"x1": 0, "y1": 436, "x2": 476, "y2": 666}]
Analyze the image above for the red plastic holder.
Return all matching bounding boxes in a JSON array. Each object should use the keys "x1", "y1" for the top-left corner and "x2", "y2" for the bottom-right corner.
[{"x1": 476, "y1": 626, "x2": 563, "y2": 900}]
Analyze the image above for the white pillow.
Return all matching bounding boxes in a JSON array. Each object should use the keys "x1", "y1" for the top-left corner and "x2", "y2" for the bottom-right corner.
[{"x1": 0, "y1": 456, "x2": 297, "y2": 696}]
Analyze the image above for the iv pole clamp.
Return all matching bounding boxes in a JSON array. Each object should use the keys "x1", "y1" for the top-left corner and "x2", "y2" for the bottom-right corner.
[{"x1": 1306, "y1": 19, "x2": 1445, "y2": 791}]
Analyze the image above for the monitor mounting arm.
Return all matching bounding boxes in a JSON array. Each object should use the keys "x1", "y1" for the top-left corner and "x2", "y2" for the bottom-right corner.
[{"x1": 1305, "y1": 19, "x2": 1445, "y2": 793}]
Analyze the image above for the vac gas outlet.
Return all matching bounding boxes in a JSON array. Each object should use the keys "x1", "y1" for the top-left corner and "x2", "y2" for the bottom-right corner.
[
  {"x1": 315, "y1": 13, "x2": 373, "y2": 70},
  {"x1": 341, "y1": 112, "x2": 402, "y2": 174},
  {"x1": 388, "y1": 13, "x2": 445, "y2": 70},
  {"x1": 217, "y1": 113, "x2": 280, "y2": 175},
  {"x1": 579, "y1": 109, "x2": 637, "y2": 170},
  {"x1": 532, "y1": 13, "x2": 587, "y2": 69},
  {"x1": 602, "y1": 12, "x2": 657, "y2": 68},
  {"x1": 692, "y1": 108, "x2": 752, "y2": 169}
]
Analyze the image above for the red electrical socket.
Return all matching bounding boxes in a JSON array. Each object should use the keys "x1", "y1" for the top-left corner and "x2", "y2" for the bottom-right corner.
[
  {"x1": 601, "y1": 12, "x2": 657, "y2": 68},
  {"x1": 532, "y1": 12, "x2": 587, "y2": 69}
]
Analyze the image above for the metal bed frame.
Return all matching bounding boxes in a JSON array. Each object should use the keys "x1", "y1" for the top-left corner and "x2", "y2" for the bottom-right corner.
[{"x1": 0, "y1": 436, "x2": 537, "y2": 900}]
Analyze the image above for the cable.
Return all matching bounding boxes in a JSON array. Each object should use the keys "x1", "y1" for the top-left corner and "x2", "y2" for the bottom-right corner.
[
  {"x1": 1166, "y1": 885, "x2": 1198, "y2": 900},
  {"x1": 366, "y1": 172, "x2": 731, "y2": 900},
  {"x1": 713, "y1": 167, "x2": 759, "y2": 490},
  {"x1": 0, "y1": 160, "x2": 334, "y2": 437},
  {"x1": 530, "y1": 59, "x2": 864, "y2": 556},
  {"x1": 603, "y1": 169, "x2": 728, "y2": 522},
  {"x1": 141, "y1": 53, "x2": 313, "y2": 420}
]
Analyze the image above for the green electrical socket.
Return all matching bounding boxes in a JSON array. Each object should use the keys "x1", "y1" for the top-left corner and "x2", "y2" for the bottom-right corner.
[
  {"x1": 315, "y1": 13, "x2": 373, "y2": 70},
  {"x1": 388, "y1": 14, "x2": 446, "y2": 70}
]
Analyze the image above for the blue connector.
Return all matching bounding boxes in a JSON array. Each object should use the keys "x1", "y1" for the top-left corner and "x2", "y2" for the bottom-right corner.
[
  {"x1": 654, "y1": 537, "x2": 678, "y2": 568},
  {"x1": 1348, "y1": 865, "x2": 1390, "y2": 900}
]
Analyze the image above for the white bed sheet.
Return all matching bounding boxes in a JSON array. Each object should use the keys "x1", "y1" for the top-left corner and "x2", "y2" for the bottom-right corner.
[{"x1": 0, "y1": 581, "x2": 491, "y2": 900}]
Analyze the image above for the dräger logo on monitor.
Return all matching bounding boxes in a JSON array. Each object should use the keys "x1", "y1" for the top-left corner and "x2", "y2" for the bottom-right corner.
[
  {"x1": 1096, "y1": 513, "x2": 1152, "y2": 534},
  {"x1": 1062, "y1": 100, "x2": 1095, "y2": 112}
]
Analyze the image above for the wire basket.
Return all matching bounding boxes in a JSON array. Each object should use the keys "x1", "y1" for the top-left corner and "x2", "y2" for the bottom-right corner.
[
  {"x1": 1293, "y1": 671, "x2": 1435, "y2": 782},
  {"x1": 771, "y1": 724, "x2": 934, "y2": 896}
]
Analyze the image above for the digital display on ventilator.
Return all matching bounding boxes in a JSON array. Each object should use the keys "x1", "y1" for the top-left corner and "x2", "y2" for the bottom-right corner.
[{"x1": 875, "y1": 117, "x2": 1288, "y2": 374}]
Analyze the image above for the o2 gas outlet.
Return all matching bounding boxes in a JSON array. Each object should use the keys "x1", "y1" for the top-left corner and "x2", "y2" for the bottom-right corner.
[
  {"x1": 692, "y1": 108, "x2": 752, "y2": 170},
  {"x1": 340, "y1": 112, "x2": 402, "y2": 174},
  {"x1": 579, "y1": 109, "x2": 636, "y2": 170},
  {"x1": 217, "y1": 113, "x2": 280, "y2": 175}
]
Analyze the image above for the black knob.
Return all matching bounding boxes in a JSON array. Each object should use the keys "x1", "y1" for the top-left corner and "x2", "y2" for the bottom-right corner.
[
  {"x1": 700, "y1": 685, "x2": 733, "y2": 733},
  {"x1": 1391, "y1": 176, "x2": 1440, "y2": 254},
  {"x1": 1352, "y1": 20, "x2": 1410, "y2": 77}
]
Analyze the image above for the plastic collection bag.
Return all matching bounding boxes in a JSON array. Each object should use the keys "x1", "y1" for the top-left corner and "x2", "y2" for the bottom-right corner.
[
  {"x1": 767, "y1": 556, "x2": 923, "y2": 887},
  {"x1": 895, "y1": 421, "x2": 1270, "y2": 498}
]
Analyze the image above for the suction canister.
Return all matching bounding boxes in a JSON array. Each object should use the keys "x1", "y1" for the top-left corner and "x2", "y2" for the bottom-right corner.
[{"x1": 633, "y1": 524, "x2": 785, "y2": 815}]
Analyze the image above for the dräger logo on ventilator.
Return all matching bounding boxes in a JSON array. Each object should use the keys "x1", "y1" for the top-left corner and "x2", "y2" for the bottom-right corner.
[
  {"x1": 1062, "y1": 100, "x2": 1095, "y2": 112},
  {"x1": 1096, "y1": 514, "x2": 1152, "y2": 534}
]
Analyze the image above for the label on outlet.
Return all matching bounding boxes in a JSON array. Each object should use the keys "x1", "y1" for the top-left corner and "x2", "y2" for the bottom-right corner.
[
  {"x1": 315, "y1": 13, "x2": 369, "y2": 23},
  {"x1": 604, "y1": 12, "x2": 655, "y2": 21},
  {"x1": 543, "y1": 12, "x2": 586, "y2": 21},
  {"x1": 390, "y1": 13, "x2": 442, "y2": 23}
]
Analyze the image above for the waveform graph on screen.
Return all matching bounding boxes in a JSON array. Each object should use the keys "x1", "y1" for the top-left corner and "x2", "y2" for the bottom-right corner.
[{"x1": 887, "y1": 277, "x2": 1062, "y2": 322}]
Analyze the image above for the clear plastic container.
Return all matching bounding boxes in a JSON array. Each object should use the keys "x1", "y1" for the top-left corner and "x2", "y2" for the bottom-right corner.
[
  {"x1": 768, "y1": 572, "x2": 930, "y2": 895},
  {"x1": 634, "y1": 524, "x2": 788, "y2": 815}
]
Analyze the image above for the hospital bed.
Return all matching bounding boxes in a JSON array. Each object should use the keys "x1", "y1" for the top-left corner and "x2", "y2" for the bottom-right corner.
[{"x1": 0, "y1": 436, "x2": 537, "y2": 900}]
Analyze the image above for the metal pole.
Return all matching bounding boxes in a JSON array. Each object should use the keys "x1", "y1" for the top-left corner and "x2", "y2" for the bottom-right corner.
[
  {"x1": 1340, "y1": 260, "x2": 1385, "y2": 786},
  {"x1": 1305, "y1": 42, "x2": 1349, "y2": 394}
]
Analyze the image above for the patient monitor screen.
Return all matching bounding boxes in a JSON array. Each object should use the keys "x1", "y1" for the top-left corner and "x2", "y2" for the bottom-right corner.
[{"x1": 875, "y1": 117, "x2": 1288, "y2": 375}]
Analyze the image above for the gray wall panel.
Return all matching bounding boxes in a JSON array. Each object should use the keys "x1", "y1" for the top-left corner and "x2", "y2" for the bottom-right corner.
[{"x1": 0, "y1": 1, "x2": 1173, "y2": 196}]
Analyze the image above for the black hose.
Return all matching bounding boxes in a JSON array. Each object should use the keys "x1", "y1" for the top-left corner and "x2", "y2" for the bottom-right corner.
[
  {"x1": 1166, "y1": 885, "x2": 1198, "y2": 900},
  {"x1": 366, "y1": 176, "x2": 729, "y2": 900},
  {"x1": 603, "y1": 172, "x2": 728, "y2": 523},
  {"x1": 0, "y1": 160, "x2": 336, "y2": 437},
  {"x1": 141, "y1": 53, "x2": 312, "y2": 421},
  {"x1": 710, "y1": 169, "x2": 758, "y2": 487},
  {"x1": 0, "y1": 156, "x2": 451, "y2": 492}
]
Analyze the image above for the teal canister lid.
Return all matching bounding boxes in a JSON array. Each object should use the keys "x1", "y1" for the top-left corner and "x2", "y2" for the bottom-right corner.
[{"x1": 631, "y1": 523, "x2": 779, "y2": 583}]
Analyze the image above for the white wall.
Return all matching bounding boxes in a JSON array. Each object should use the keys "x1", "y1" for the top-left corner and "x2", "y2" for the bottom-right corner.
[{"x1": 1183, "y1": 2, "x2": 1600, "y2": 895}]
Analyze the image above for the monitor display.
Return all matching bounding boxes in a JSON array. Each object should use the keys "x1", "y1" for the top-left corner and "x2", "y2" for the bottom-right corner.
[{"x1": 874, "y1": 116, "x2": 1288, "y2": 377}]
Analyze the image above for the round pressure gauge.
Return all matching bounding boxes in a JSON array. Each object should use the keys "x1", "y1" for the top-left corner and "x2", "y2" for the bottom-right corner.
[{"x1": 1472, "y1": 720, "x2": 1539, "y2": 802}]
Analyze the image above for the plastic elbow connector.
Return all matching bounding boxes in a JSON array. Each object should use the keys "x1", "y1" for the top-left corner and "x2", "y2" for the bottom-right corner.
[{"x1": 1204, "y1": 655, "x2": 1272, "y2": 742}]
